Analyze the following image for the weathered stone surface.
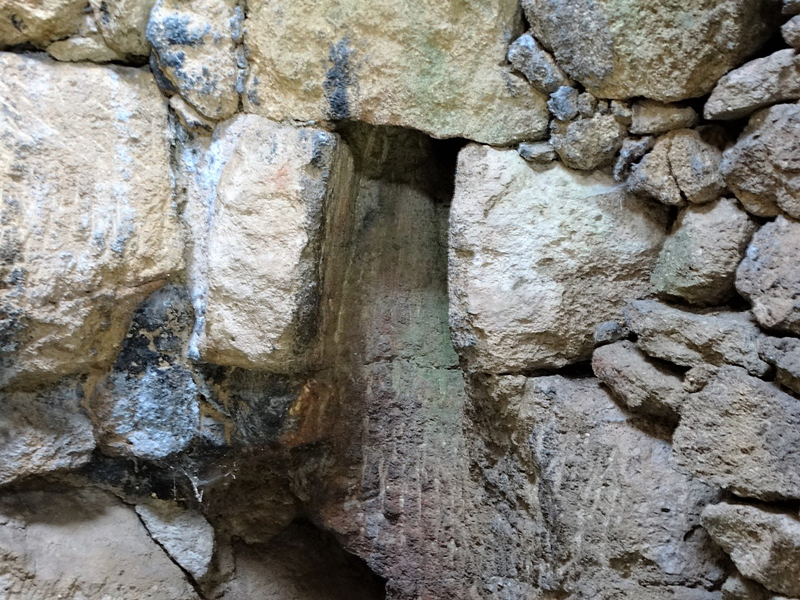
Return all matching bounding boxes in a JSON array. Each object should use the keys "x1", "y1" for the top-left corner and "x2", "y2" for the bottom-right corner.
[
  {"x1": 702, "y1": 503, "x2": 800, "y2": 597},
  {"x1": 0, "y1": 52, "x2": 182, "y2": 389},
  {"x1": 651, "y1": 198, "x2": 756, "y2": 305},
  {"x1": 705, "y1": 50, "x2": 800, "y2": 121},
  {"x1": 628, "y1": 134, "x2": 684, "y2": 206},
  {"x1": 631, "y1": 100, "x2": 699, "y2": 135},
  {"x1": 518, "y1": 141, "x2": 556, "y2": 163},
  {"x1": 0, "y1": 379, "x2": 95, "y2": 486},
  {"x1": 507, "y1": 32, "x2": 572, "y2": 94},
  {"x1": 170, "y1": 95, "x2": 215, "y2": 133},
  {"x1": 624, "y1": 301, "x2": 769, "y2": 376},
  {"x1": 0, "y1": 488, "x2": 199, "y2": 599},
  {"x1": 592, "y1": 340, "x2": 684, "y2": 420},
  {"x1": 0, "y1": 0, "x2": 86, "y2": 48},
  {"x1": 787, "y1": 0, "x2": 800, "y2": 14},
  {"x1": 629, "y1": 129, "x2": 726, "y2": 206},
  {"x1": 522, "y1": 0, "x2": 778, "y2": 101},
  {"x1": 784, "y1": 15, "x2": 800, "y2": 46},
  {"x1": 737, "y1": 216, "x2": 800, "y2": 334},
  {"x1": 484, "y1": 375, "x2": 725, "y2": 597},
  {"x1": 594, "y1": 320, "x2": 631, "y2": 345},
  {"x1": 722, "y1": 104, "x2": 800, "y2": 218},
  {"x1": 615, "y1": 135, "x2": 655, "y2": 181},
  {"x1": 47, "y1": 33, "x2": 125, "y2": 62},
  {"x1": 547, "y1": 85, "x2": 579, "y2": 120},
  {"x1": 89, "y1": 285, "x2": 200, "y2": 460},
  {"x1": 675, "y1": 367, "x2": 800, "y2": 500},
  {"x1": 147, "y1": 0, "x2": 242, "y2": 121},
  {"x1": 668, "y1": 129, "x2": 727, "y2": 205},
  {"x1": 136, "y1": 499, "x2": 215, "y2": 581},
  {"x1": 722, "y1": 573, "x2": 774, "y2": 600},
  {"x1": 550, "y1": 112, "x2": 626, "y2": 170},
  {"x1": 90, "y1": 0, "x2": 156, "y2": 57},
  {"x1": 450, "y1": 147, "x2": 667, "y2": 373},
  {"x1": 242, "y1": 0, "x2": 549, "y2": 145},
  {"x1": 181, "y1": 114, "x2": 354, "y2": 373},
  {"x1": 759, "y1": 336, "x2": 800, "y2": 395}
]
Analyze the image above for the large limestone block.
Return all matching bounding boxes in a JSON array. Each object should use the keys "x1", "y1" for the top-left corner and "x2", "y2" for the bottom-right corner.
[
  {"x1": 0, "y1": 379, "x2": 95, "y2": 486},
  {"x1": 182, "y1": 114, "x2": 354, "y2": 373},
  {"x1": 722, "y1": 104, "x2": 800, "y2": 219},
  {"x1": 0, "y1": 488, "x2": 199, "y2": 599},
  {"x1": 147, "y1": 0, "x2": 242, "y2": 121},
  {"x1": 0, "y1": 53, "x2": 182, "y2": 388},
  {"x1": 674, "y1": 367, "x2": 800, "y2": 501},
  {"x1": 737, "y1": 217, "x2": 800, "y2": 334},
  {"x1": 702, "y1": 503, "x2": 800, "y2": 597},
  {"x1": 449, "y1": 146, "x2": 667, "y2": 373},
  {"x1": 0, "y1": 0, "x2": 86, "y2": 48},
  {"x1": 523, "y1": 0, "x2": 778, "y2": 101},
  {"x1": 242, "y1": 0, "x2": 549, "y2": 145},
  {"x1": 507, "y1": 376, "x2": 725, "y2": 596}
]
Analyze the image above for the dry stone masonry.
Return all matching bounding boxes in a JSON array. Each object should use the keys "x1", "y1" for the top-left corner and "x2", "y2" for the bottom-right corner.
[{"x1": 1, "y1": 0, "x2": 800, "y2": 598}]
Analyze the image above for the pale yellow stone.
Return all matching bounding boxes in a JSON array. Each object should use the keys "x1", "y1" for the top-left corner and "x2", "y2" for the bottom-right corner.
[
  {"x1": 0, "y1": 53, "x2": 182, "y2": 388},
  {"x1": 90, "y1": 0, "x2": 155, "y2": 57},
  {"x1": 47, "y1": 33, "x2": 125, "y2": 62},
  {"x1": 181, "y1": 114, "x2": 354, "y2": 373},
  {"x1": 243, "y1": 0, "x2": 549, "y2": 145},
  {"x1": 0, "y1": 0, "x2": 87, "y2": 48}
]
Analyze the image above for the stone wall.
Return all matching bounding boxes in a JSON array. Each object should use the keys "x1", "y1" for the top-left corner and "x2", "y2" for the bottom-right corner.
[{"x1": 1, "y1": 0, "x2": 800, "y2": 598}]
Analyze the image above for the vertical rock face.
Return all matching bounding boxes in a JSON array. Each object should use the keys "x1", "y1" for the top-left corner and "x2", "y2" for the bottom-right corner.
[
  {"x1": 523, "y1": 0, "x2": 779, "y2": 101},
  {"x1": 0, "y1": 52, "x2": 182, "y2": 388},
  {"x1": 472, "y1": 375, "x2": 725, "y2": 599},
  {"x1": 449, "y1": 146, "x2": 667, "y2": 373},
  {"x1": 182, "y1": 114, "x2": 354, "y2": 373},
  {"x1": 242, "y1": 0, "x2": 549, "y2": 144}
]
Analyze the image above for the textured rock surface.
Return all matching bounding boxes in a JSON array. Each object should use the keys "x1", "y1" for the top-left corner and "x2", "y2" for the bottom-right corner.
[
  {"x1": 181, "y1": 114, "x2": 353, "y2": 373},
  {"x1": 89, "y1": 285, "x2": 200, "y2": 460},
  {"x1": 507, "y1": 32, "x2": 572, "y2": 93},
  {"x1": 675, "y1": 367, "x2": 800, "y2": 500},
  {"x1": 631, "y1": 100, "x2": 699, "y2": 135},
  {"x1": 450, "y1": 147, "x2": 667, "y2": 373},
  {"x1": 736, "y1": 217, "x2": 800, "y2": 334},
  {"x1": 0, "y1": 52, "x2": 182, "y2": 388},
  {"x1": 651, "y1": 198, "x2": 756, "y2": 305},
  {"x1": 624, "y1": 300, "x2": 769, "y2": 376},
  {"x1": 90, "y1": 0, "x2": 155, "y2": 57},
  {"x1": 0, "y1": 488, "x2": 199, "y2": 599},
  {"x1": 550, "y1": 112, "x2": 627, "y2": 170},
  {"x1": 147, "y1": 0, "x2": 241, "y2": 121},
  {"x1": 704, "y1": 50, "x2": 800, "y2": 121},
  {"x1": 702, "y1": 503, "x2": 800, "y2": 597},
  {"x1": 47, "y1": 33, "x2": 125, "y2": 63},
  {"x1": 136, "y1": 499, "x2": 215, "y2": 581},
  {"x1": 783, "y1": 15, "x2": 800, "y2": 47},
  {"x1": 477, "y1": 375, "x2": 725, "y2": 598},
  {"x1": 0, "y1": 379, "x2": 95, "y2": 486},
  {"x1": 523, "y1": 0, "x2": 778, "y2": 101},
  {"x1": 0, "y1": 0, "x2": 86, "y2": 48},
  {"x1": 242, "y1": 0, "x2": 549, "y2": 144},
  {"x1": 759, "y1": 336, "x2": 800, "y2": 395},
  {"x1": 629, "y1": 130, "x2": 725, "y2": 206},
  {"x1": 592, "y1": 340, "x2": 685, "y2": 420},
  {"x1": 722, "y1": 104, "x2": 800, "y2": 218}
]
